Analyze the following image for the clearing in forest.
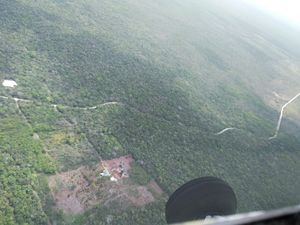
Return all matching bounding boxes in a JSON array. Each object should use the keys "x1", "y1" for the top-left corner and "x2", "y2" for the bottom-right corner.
[{"x1": 48, "y1": 155, "x2": 164, "y2": 214}]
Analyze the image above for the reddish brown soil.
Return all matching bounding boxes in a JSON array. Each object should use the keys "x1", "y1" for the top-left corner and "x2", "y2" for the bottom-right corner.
[
  {"x1": 49, "y1": 155, "x2": 163, "y2": 214},
  {"x1": 54, "y1": 190, "x2": 83, "y2": 213},
  {"x1": 148, "y1": 180, "x2": 164, "y2": 195},
  {"x1": 48, "y1": 165, "x2": 102, "y2": 213},
  {"x1": 127, "y1": 186, "x2": 155, "y2": 207}
]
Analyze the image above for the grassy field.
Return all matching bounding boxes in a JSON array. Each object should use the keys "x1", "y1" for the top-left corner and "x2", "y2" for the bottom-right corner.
[{"x1": 1, "y1": 0, "x2": 300, "y2": 224}]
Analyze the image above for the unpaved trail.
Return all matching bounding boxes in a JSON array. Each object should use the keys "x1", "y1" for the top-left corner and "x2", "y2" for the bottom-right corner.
[
  {"x1": 1, "y1": 95, "x2": 33, "y2": 103},
  {"x1": 13, "y1": 98, "x2": 32, "y2": 125},
  {"x1": 13, "y1": 97, "x2": 32, "y2": 103},
  {"x1": 0, "y1": 95, "x2": 8, "y2": 100},
  {"x1": 0, "y1": 95, "x2": 121, "y2": 111},
  {"x1": 215, "y1": 127, "x2": 237, "y2": 135},
  {"x1": 269, "y1": 92, "x2": 300, "y2": 140},
  {"x1": 4, "y1": 93, "x2": 299, "y2": 141},
  {"x1": 69, "y1": 101, "x2": 122, "y2": 110}
]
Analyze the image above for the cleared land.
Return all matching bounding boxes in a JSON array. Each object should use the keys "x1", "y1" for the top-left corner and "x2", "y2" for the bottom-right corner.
[{"x1": 49, "y1": 155, "x2": 163, "y2": 214}]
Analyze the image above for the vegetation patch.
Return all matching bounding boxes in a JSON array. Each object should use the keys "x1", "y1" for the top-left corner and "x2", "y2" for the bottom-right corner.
[
  {"x1": 0, "y1": 118, "x2": 55, "y2": 225},
  {"x1": 19, "y1": 102, "x2": 99, "y2": 171}
]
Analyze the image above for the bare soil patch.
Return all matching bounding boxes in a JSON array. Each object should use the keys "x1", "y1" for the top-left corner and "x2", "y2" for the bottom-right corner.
[
  {"x1": 49, "y1": 155, "x2": 163, "y2": 214},
  {"x1": 148, "y1": 180, "x2": 164, "y2": 196}
]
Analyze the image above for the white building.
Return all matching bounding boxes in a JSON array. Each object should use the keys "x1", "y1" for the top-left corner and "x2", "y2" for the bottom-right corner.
[{"x1": 2, "y1": 80, "x2": 17, "y2": 88}]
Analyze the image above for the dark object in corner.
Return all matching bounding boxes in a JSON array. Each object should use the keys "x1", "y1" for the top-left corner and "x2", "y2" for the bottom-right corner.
[{"x1": 165, "y1": 176, "x2": 237, "y2": 224}]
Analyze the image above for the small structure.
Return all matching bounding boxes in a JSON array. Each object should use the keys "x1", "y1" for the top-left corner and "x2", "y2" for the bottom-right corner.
[
  {"x1": 100, "y1": 169, "x2": 110, "y2": 177},
  {"x1": 101, "y1": 155, "x2": 133, "y2": 180},
  {"x1": 2, "y1": 79, "x2": 17, "y2": 88}
]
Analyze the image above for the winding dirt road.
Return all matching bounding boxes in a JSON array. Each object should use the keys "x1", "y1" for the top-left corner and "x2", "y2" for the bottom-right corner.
[
  {"x1": 0, "y1": 95, "x2": 121, "y2": 111},
  {"x1": 269, "y1": 92, "x2": 300, "y2": 140},
  {"x1": 3, "y1": 92, "x2": 299, "y2": 141},
  {"x1": 215, "y1": 127, "x2": 237, "y2": 135}
]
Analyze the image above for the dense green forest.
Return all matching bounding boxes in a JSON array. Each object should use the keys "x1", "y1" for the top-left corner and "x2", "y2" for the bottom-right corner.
[{"x1": 1, "y1": 0, "x2": 300, "y2": 224}]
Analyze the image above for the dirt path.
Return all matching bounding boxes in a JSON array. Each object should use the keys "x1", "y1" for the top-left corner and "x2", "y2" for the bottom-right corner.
[
  {"x1": 215, "y1": 127, "x2": 237, "y2": 135},
  {"x1": 0, "y1": 95, "x2": 8, "y2": 100},
  {"x1": 269, "y1": 92, "x2": 300, "y2": 140},
  {"x1": 4, "y1": 92, "x2": 299, "y2": 141},
  {"x1": 11, "y1": 98, "x2": 32, "y2": 126},
  {"x1": 0, "y1": 95, "x2": 121, "y2": 111},
  {"x1": 64, "y1": 101, "x2": 122, "y2": 110}
]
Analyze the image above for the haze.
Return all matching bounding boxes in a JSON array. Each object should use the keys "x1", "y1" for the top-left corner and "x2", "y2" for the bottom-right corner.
[
  {"x1": 245, "y1": 0, "x2": 300, "y2": 27},
  {"x1": 1, "y1": 0, "x2": 300, "y2": 224}
]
